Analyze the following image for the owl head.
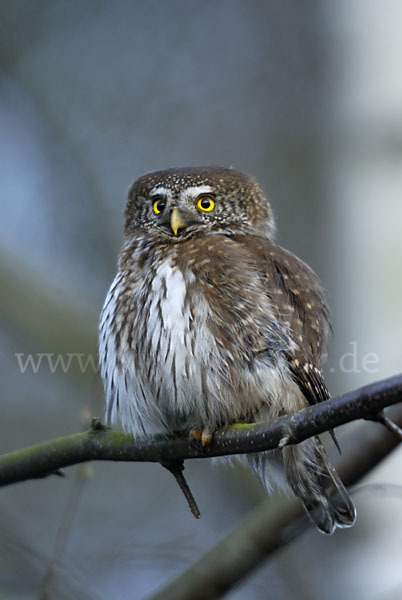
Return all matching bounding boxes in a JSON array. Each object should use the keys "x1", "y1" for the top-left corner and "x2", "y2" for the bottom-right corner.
[{"x1": 124, "y1": 166, "x2": 275, "y2": 240}]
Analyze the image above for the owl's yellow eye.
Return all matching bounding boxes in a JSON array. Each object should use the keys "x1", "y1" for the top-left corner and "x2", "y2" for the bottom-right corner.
[
  {"x1": 153, "y1": 199, "x2": 166, "y2": 214},
  {"x1": 197, "y1": 196, "x2": 215, "y2": 212}
]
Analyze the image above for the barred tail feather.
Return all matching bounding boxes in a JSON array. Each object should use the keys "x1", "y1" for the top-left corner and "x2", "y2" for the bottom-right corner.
[
  {"x1": 283, "y1": 438, "x2": 356, "y2": 534},
  {"x1": 246, "y1": 437, "x2": 356, "y2": 535},
  {"x1": 312, "y1": 436, "x2": 356, "y2": 529}
]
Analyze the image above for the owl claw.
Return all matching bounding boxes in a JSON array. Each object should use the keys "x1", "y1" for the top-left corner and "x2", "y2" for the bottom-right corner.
[
  {"x1": 189, "y1": 427, "x2": 202, "y2": 443},
  {"x1": 201, "y1": 428, "x2": 213, "y2": 447},
  {"x1": 189, "y1": 427, "x2": 214, "y2": 449}
]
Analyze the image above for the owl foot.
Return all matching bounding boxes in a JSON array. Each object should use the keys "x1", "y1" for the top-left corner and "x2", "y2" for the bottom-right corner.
[{"x1": 189, "y1": 426, "x2": 214, "y2": 449}]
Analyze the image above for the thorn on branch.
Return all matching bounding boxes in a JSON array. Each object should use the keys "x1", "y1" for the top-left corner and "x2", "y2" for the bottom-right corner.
[
  {"x1": 35, "y1": 468, "x2": 66, "y2": 480},
  {"x1": 368, "y1": 410, "x2": 402, "y2": 441},
  {"x1": 53, "y1": 468, "x2": 66, "y2": 478},
  {"x1": 90, "y1": 417, "x2": 107, "y2": 431},
  {"x1": 161, "y1": 460, "x2": 201, "y2": 519},
  {"x1": 329, "y1": 428, "x2": 342, "y2": 455},
  {"x1": 278, "y1": 436, "x2": 290, "y2": 449}
]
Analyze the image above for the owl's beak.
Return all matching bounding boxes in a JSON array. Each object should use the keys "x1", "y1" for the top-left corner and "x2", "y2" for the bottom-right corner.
[{"x1": 170, "y1": 207, "x2": 186, "y2": 235}]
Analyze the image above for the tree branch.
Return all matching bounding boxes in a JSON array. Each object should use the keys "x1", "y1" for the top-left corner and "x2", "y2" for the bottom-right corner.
[
  {"x1": 1, "y1": 374, "x2": 401, "y2": 488},
  {"x1": 148, "y1": 402, "x2": 402, "y2": 600}
]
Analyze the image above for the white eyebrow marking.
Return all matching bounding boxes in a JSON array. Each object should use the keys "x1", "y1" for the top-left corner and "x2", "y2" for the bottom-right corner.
[
  {"x1": 180, "y1": 185, "x2": 213, "y2": 200},
  {"x1": 150, "y1": 186, "x2": 171, "y2": 197}
]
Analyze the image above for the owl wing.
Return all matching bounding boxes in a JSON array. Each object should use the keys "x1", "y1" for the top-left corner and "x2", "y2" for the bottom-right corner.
[
  {"x1": 267, "y1": 243, "x2": 331, "y2": 404},
  {"x1": 238, "y1": 236, "x2": 332, "y2": 407},
  {"x1": 266, "y1": 243, "x2": 343, "y2": 453}
]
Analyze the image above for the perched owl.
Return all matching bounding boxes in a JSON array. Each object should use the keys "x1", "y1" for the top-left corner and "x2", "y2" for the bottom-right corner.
[{"x1": 99, "y1": 166, "x2": 356, "y2": 534}]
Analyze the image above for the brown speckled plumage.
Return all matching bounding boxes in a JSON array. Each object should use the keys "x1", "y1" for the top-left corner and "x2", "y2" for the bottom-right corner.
[{"x1": 99, "y1": 166, "x2": 355, "y2": 533}]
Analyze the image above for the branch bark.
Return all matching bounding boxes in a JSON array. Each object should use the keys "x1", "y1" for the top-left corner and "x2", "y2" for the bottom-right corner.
[{"x1": 0, "y1": 374, "x2": 401, "y2": 487}]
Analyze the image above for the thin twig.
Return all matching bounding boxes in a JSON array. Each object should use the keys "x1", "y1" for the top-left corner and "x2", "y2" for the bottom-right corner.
[
  {"x1": 368, "y1": 410, "x2": 402, "y2": 440},
  {"x1": 39, "y1": 402, "x2": 97, "y2": 600},
  {"x1": 161, "y1": 461, "x2": 201, "y2": 519},
  {"x1": 39, "y1": 465, "x2": 91, "y2": 600}
]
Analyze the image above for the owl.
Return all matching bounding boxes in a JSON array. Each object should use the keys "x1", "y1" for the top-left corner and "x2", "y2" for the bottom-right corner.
[{"x1": 99, "y1": 166, "x2": 356, "y2": 534}]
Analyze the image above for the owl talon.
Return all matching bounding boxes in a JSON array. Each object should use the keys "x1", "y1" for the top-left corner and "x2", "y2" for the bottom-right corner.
[
  {"x1": 189, "y1": 427, "x2": 214, "y2": 449},
  {"x1": 189, "y1": 427, "x2": 202, "y2": 443},
  {"x1": 201, "y1": 428, "x2": 213, "y2": 447}
]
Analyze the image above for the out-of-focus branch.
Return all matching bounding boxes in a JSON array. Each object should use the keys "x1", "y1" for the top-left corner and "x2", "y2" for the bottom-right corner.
[
  {"x1": 148, "y1": 402, "x2": 402, "y2": 600},
  {"x1": 0, "y1": 249, "x2": 96, "y2": 353},
  {"x1": 0, "y1": 374, "x2": 401, "y2": 488}
]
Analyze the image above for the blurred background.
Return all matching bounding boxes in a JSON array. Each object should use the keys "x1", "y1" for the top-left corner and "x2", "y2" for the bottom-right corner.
[{"x1": 1, "y1": 1, "x2": 402, "y2": 598}]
